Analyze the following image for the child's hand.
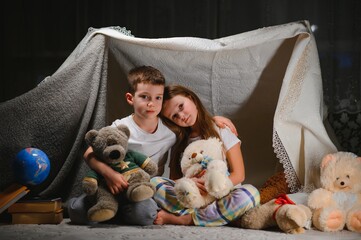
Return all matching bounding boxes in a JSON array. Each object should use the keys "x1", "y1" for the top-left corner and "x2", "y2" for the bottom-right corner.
[
  {"x1": 104, "y1": 171, "x2": 129, "y2": 195},
  {"x1": 85, "y1": 151, "x2": 129, "y2": 195},
  {"x1": 191, "y1": 177, "x2": 208, "y2": 196},
  {"x1": 213, "y1": 116, "x2": 238, "y2": 136}
]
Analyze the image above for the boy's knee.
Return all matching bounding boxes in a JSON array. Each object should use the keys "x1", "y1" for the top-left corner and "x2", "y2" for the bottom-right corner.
[
  {"x1": 67, "y1": 194, "x2": 91, "y2": 225},
  {"x1": 120, "y1": 198, "x2": 159, "y2": 226}
]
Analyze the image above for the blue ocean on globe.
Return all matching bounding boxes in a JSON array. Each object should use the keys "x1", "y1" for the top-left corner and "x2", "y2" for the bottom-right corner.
[{"x1": 14, "y1": 147, "x2": 51, "y2": 186}]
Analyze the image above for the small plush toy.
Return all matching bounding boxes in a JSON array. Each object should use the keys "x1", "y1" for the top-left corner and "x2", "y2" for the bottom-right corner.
[
  {"x1": 82, "y1": 124, "x2": 158, "y2": 222},
  {"x1": 239, "y1": 194, "x2": 312, "y2": 234},
  {"x1": 307, "y1": 151, "x2": 361, "y2": 232},
  {"x1": 174, "y1": 137, "x2": 233, "y2": 209}
]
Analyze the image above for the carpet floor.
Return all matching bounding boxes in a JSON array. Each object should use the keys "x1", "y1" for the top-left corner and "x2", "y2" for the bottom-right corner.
[{"x1": 0, "y1": 218, "x2": 360, "y2": 240}]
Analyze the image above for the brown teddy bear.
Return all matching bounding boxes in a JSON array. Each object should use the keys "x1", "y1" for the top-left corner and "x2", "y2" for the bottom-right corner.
[
  {"x1": 307, "y1": 152, "x2": 361, "y2": 232},
  {"x1": 82, "y1": 124, "x2": 158, "y2": 222},
  {"x1": 259, "y1": 170, "x2": 290, "y2": 204},
  {"x1": 239, "y1": 194, "x2": 312, "y2": 234}
]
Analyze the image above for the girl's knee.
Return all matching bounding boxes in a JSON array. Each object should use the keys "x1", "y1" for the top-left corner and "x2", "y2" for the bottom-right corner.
[
  {"x1": 243, "y1": 184, "x2": 261, "y2": 207},
  {"x1": 234, "y1": 184, "x2": 261, "y2": 207}
]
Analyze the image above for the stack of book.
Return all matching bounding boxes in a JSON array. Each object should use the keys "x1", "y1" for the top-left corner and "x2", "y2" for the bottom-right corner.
[{"x1": 8, "y1": 197, "x2": 63, "y2": 224}]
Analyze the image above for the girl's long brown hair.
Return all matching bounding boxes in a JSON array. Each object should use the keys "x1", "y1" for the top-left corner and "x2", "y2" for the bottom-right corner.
[{"x1": 160, "y1": 85, "x2": 221, "y2": 179}]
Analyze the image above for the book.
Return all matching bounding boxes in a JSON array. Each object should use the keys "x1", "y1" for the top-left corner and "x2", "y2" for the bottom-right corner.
[
  {"x1": 8, "y1": 197, "x2": 62, "y2": 213},
  {"x1": 0, "y1": 184, "x2": 29, "y2": 214},
  {"x1": 11, "y1": 209, "x2": 63, "y2": 224}
]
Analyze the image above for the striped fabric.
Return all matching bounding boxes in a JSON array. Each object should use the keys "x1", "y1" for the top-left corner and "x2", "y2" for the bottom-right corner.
[{"x1": 151, "y1": 177, "x2": 260, "y2": 226}]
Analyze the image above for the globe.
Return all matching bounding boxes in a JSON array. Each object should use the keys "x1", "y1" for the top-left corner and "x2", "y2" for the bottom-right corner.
[{"x1": 13, "y1": 147, "x2": 51, "y2": 186}]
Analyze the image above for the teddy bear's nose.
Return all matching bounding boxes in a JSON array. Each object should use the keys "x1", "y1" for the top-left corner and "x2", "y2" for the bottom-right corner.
[
  {"x1": 191, "y1": 153, "x2": 197, "y2": 158},
  {"x1": 340, "y1": 181, "x2": 345, "y2": 186},
  {"x1": 109, "y1": 150, "x2": 120, "y2": 159}
]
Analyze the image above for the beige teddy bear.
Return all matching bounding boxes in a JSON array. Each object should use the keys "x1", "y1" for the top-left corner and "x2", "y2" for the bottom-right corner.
[
  {"x1": 174, "y1": 137, "x2": 233, "y2": 209},
  {"x1": 307, "y1": 151, "x2": 361, "y2": 232},
  {"x1": 83, "y1": 124, "x2": 158, "y2": 222},
  {"x1": 239, "y1": 194, "x2": 312, "y2": 234}
]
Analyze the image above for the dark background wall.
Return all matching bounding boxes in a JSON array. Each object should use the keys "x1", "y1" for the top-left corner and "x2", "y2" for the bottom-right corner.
[{"x1": 1, "y1": 0, "x2": 360, "y2": 154}]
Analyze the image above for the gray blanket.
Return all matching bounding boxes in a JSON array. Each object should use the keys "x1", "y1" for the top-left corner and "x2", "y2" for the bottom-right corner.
[
  {"x1": 0, "y1": 21, "x2": 337, "y2": 201},
  {"x1": 0, "y1": 34, "x2": 108, "y2": 199}
]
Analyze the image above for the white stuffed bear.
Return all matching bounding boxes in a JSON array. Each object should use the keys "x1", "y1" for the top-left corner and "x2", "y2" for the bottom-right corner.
[
  {"x1": 174, "y1": 137, "x2": 234, "y2": 209},
  {"x1": 307, "y1": 151, "x2": 361, "y2": 232}
]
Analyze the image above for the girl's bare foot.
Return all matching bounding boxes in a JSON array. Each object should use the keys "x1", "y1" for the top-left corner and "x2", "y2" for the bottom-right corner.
[{"x1": 154, "y1": 210, "x2": 193, "y2": 225}]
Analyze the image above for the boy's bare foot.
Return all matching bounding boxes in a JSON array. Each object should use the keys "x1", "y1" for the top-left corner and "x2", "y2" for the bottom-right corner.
[{"x1": 154, "y1": 210, "x2": 193, "y2": 225}]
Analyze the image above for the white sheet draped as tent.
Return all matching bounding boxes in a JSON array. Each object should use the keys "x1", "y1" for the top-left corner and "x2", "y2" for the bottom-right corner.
[{"x1": 83, "y1": 20, "x2": 336, "y2": 192}]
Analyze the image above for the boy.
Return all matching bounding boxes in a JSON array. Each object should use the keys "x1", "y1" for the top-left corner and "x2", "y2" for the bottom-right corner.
[{"x1": 68, "y1": 66, "x2": 175, "y2": 225}]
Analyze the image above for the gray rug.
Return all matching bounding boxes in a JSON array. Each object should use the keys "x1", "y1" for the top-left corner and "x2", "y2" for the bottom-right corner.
[{"x1": 0, "y1": 218, "x2": 360, "y2": 240}]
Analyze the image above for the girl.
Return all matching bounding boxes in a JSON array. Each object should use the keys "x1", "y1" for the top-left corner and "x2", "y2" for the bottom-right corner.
[{"x1": 151, "y1": 85, "x2": 260, "y2": 226}]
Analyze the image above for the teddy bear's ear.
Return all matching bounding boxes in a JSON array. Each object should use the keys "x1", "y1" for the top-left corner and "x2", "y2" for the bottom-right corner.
[
  {"x1": 116, "y1": 124, "x2": 130, "y2": 138},
  {"x1": 85, "y1": 130, "x2": 98, "y2": 146},
  {"x1": 321, "y1": 153, "x2": 335, "y2": 169}
]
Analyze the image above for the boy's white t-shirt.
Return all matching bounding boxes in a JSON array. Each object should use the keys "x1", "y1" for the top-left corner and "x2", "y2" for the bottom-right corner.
[{"x1": 111, "y1": 115, "x2": 176, "y2": 177}]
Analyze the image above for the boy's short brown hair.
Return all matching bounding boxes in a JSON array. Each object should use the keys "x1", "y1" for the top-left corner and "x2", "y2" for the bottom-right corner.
[{"x1": 128, "y1": 66, "x2": 165, "y2": 93}]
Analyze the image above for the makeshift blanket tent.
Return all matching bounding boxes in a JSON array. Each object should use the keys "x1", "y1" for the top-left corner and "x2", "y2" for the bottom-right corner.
[{"x1": 0, "y1": 20, "x2": 337, "y2": 203}]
